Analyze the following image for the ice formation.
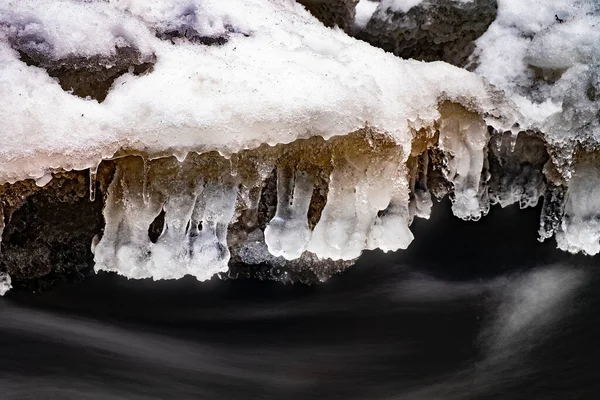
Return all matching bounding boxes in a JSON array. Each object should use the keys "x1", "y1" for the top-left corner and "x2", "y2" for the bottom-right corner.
[
  {"x1": 437, "y1": 102, "x2": 489, "y2": 220},
  {"x1": 0, "y1": 0, "x2": 599, "y2": 286},
  {"x1": 265, "y1": 167, "x2": 314, "y2": 260},
  {"x1": 0, "y1": 272, "x2": 11, "y2": 296},
  {"x1": 555, "y1": 155, "x2": 600, "y2": 255}
]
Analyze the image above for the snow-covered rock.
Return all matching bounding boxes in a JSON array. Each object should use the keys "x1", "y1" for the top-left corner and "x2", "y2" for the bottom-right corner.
[{"x1": 0, "y1": 0, "x2": 599, "y2": 288}]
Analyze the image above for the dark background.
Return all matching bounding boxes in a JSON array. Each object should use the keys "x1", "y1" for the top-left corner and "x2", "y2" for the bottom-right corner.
[{"x1": 1, "y1": 199, "x2": 598, "y2": 399}]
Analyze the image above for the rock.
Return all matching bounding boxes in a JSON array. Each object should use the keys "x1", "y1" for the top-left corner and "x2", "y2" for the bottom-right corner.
[
  {"x1": 297, "y1": 0, "x2": 360, "y2": 31},
  {"x1": 356, "y1": 0, "x2": 497, "y2": 67}
]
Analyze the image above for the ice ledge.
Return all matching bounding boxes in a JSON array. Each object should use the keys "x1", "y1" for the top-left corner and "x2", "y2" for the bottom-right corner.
[
  {"x1": 0, "y1": 119, "x2": 597, "y2": 289},
  {"x1": 0, "y1": 0, "x2": 511, "y2": 185},
  {"x1": 1, "y1": 0, "x2": 599, "y2": 289}
]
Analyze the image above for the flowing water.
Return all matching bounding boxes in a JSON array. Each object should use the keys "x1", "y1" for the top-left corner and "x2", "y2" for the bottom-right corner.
[{"x1": 1, "y1": 200, "x2": 598, "y2": 399}]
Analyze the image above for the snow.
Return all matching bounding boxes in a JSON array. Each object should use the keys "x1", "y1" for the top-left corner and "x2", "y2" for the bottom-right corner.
[
  {"x1": 470, "y1": 0, "x2": 600, "y2": 253},
  {"x1": 10, "y1": 0, "x2": 590, "y2": 281},
  {"x1": 355, "y1": 0, "x2": 379, "y2": 29},
  {"x1": 472, "y1": 0, "x2": 600, "y2": 143},
  {"x1": 0, "y1": 0, "x2": 506, "y2": 186},
  {"x1": 380, "y1": 0, "x2": 426, "y2": 14}
]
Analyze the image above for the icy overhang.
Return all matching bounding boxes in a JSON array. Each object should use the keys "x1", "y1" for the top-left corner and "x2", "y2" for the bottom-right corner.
[{"x1": 0, "y1": 0, "x2": 512, "y2": 185}]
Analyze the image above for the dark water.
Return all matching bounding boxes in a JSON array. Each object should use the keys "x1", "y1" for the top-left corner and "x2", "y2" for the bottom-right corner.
[{"x1": 1, "y1": 200, "x2": 599, "y2": 399}]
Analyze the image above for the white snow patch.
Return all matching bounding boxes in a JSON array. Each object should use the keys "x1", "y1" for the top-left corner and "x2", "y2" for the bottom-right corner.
[
  {"x1": 355, "y1": 0, "x2": 379, "y2": 29},
  {"x1": 380, "y1": 0, "x2": 425, "y2": 13},
  {"x1": 473, "y1": 0, "x2": 600, "y2": 141}
]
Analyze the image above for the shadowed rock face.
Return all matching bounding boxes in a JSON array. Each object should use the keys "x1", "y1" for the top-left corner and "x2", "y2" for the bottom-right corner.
[
  {"x1": 297, "y1": 0, "x2": 359, "y2": 31},
  {"x1": 355, "y1": 0, "x2": 497, "y2": 67},
  {"x1": 488, "y1": 131, "x2": 549, "y2": 209},
  {"x1": 16, "y1": 47, "x2": 155, "y2": 102},
  {"x1": 0, "y1": 168, "x2": 112, "y2": 292}
]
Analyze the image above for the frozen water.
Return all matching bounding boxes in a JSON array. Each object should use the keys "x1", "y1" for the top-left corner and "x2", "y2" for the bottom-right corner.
[
  {"x1": 556, "y1": 156, "x2": 600, "y2": 255},
  {"x1": 438, "y1": 103, "x2": 489, "y2": 220},
  {"x1": 264, "y1": 168, "x2": 314, "y2": 260},
  {"x1": 0, "y1": 272, "x2": 11, "y2": 296}
]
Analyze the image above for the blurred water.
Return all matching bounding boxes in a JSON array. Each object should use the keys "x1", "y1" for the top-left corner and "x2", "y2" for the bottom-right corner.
[{"x1": 0, "y1": 200, "x2": 598, "y2": 399}]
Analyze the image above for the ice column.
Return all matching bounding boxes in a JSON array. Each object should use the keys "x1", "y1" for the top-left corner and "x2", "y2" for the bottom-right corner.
[
  {"x1": 188, "y1": 182, "x2": 238, "y2": 281},
  {"x1": 438, "y1": 103, "x2": 489, "y2": 220},
  {"x1": 94, "y1": 156, "x2": 238, "y2": 281},
  {"x1": 150, "y1": 175, "x2": 204, "y2": 280},
  {"x1": 408, "y1": 151, "x2": 433, "y2": 221},
  {"x1": 265, "y1": 166, "x2": 314, "y2": 260},
  {"x1": 308, "y1": 147, "x2": 411, "y2": 260},
  {"x1": 556, "y1": 157, "x2": 600, "y2": 255},
  {"x1": 94, "y1": 157, "x2": 163, "y2": 279}
]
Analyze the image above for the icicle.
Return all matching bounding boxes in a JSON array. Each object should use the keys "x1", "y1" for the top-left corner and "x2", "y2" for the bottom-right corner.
[
  {"x1": 408, "y1": 152, "x2": 433, "y2": 221},
  {"x1": 142, "y1": 156, "x2": 150, "y2": 205},
  {"x1": 150, "y1": 187, "x2": 201, "y2": 280},
  {"x1": 264, "y1": 167, "x2": 314, "y2": 260},
  {"x1": 230, "y1": 153, "x2": 238, "y2": 177},
  {"x1": 538, "y1": 183, "x2": 565, "y2": 242},
  {"x1": 556, "y1": 156, "x2": 600, "y2": 255},
  {"x1": 367, "y1": 193, "x2": 413, "y2": 252},
  {"x1": 509, "y1": 129, "x2": 518, "y2": 152},
  {"x1": 89, "y1": 164, "x2": 98, "y2": 202},
  {"x1": 438, "y1": 103, "x2": 489, "y2": 220},
  {"x1": 94, "y1": 158, "x2": 163, "y2": 279},
  {"x1": 0, "y1": 199, "x2": 4, "y2": 249},
  {"x1": 188, "y1": 182, "x2": 238, "y2": 281},
  {"x1": 35, "y1": 172, "x2": 53, "y2": 187},
  {"x1": 0, "y1": 199, "x2": 7, "y2": 292},
  {"x1": 308, "y1": 148, "x2": 405, "y2": 260},
  {"x1": 174, "y1": 151, "x2": 188, "y2": 163}
]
